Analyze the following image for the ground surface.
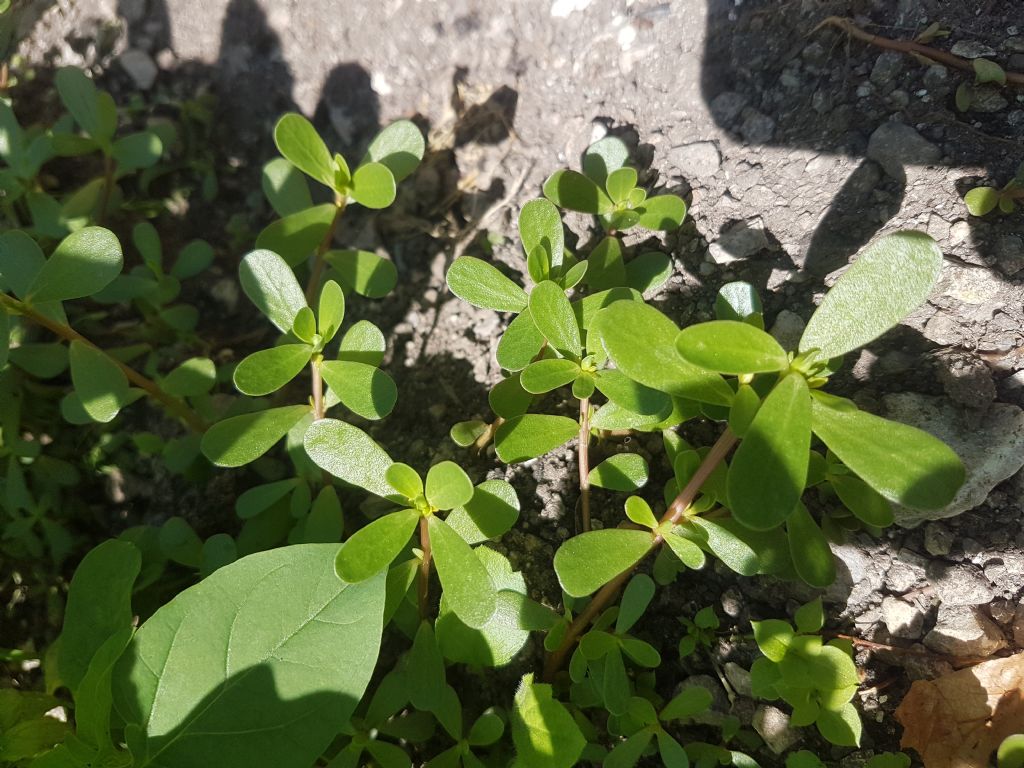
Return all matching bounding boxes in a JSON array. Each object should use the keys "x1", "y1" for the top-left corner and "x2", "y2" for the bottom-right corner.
[{"x1": 11, "y1": 0, "x2": 1024, "y2": 762}]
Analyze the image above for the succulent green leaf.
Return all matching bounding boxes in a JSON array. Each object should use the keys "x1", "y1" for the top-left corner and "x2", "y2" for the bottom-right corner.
[
  {"x1": 810, "y1": 393, "x2": 964, "y2": 509},
  {"x1": 160, "y1": 516, "x2": 203, "y2": 567},
  {"x1": 317, "y1": 279, "x2": 345, "y2": 342},
  {"x1": 233, "y1": 344, "x2": 312, "y2": 396},
  {"x1": 593, "y1": 301, "x2": 733, "y2": 405},
  {"x1": 794, "y1": 598, "x2": 825, "y2": 634},
  {"x1": 425, "y1": 461, "x2": 474, "y2": 511},
  {"x1": 113, "y1": 545, "x2": 385, "y2": 768},
  {"x1": 604, "y1": 729, "x2": 651, "y2": 768},
  {"x1": 450, "y1": 419, "x2": 488, "y2": 448},
  {"x1": 256, "y1": 203, "x2": 336, "y2": 268},
  {"x1": 235, "y1": 479, "x2": 300, "y2": 519},
  {"x1": 320, "y1": 360, "x2": 397, "y2": 420},
  {"x1": 594, "y1": 368, "x2": 671, "y2": 416},
  {"x1": 201, "y1": 405, "x2": 310, "y2": 467},
  {"x1": 624, "y1": 251, "x2": 672, "y2": 294},
  {"x1": 510, "y1": 674, "x2": 586, "y2": 768},
  {"x1": 586, "y1": 236, "x2": 627, "y2": 290},
  {"x1": 159, "y1": 357, "x2": 216, "y2": 397},
  {"x1": 661, "y1": 686, "x2": 713, "y2": 720},
  {"x1": 55, "y1": 67, "x2": 114, "y2": 143},
  {"x1": 624, "y1": 496, "x2": 657, "y2": 528},
  {"x1": 664, "y1": 530, "x2": 707, "y2": 569},
  {"x1": 964, "y1": 186, "x2": 1000, "y2": 217},
  {"x1": 529, "y1": 280, "x2": 581, "y2": 358},
  {"x1": 520, "y1": 358, "x2": 580, "y2": 393},
  {"x1": 751, "y1": 619, "x2": 794, "y2": 662},
  {"x1": 239, "y1": 249, "x2": 308, "y2": 333},
  {"x1": 171, "y1": 239, "x2": 214, "y2": 280},
  {"x1": 605, "y1": 167, "x2": 637, "y2": 204},
  {"x1": 292, "y1": 306, "x2": 316, "y2": 343},
  {"x1": 446, "y1": 256, "x2": 528, "y2": 312},
  {"x1": 799, "y1": 231, "x2": 943, "y2": 358},
  {"x1": 815, "y1": 703, "x2": 861, "y2": 748},
  {"x1": 112, "y1": 131, "x2": 162, "y2": 172},
  {"x1": 362, "y1": 120, "x2": 424, "y2": 182},
  {"x1": 467, "y1": 710, "x2": 505, "y2": 747},
  {"x1": 338, "y1": 320, "x2": 386, "y2": 366},
  {"x1": 636, "y1": 195, "x2": 686, "y2": 231},
  {"x1": 27, "y1": 227, "x2": 122, "y2": 303},
  {"x1": 488, "y1": 374, "x2": 533, "y2": 419},
  {"x1": 582, "y1": 136, "x2": 629, "y2": 186},
  {"x1": 69, "y1": 340, "x2": 136, "y2": 423},
  {"x1": 657, "y1": 732, "x2": 689, "y2": 768},
  {"x1": 132, "y1": 222, "x2": 162, "y2": 273},
  {"x1": 716, "y1": 281, "x2": 764, "y2": 325},
  {"x1": 59, "y1": 539, "x2": 140, "y2": 696},
  {"x1": 519, "y1": 199, "x2": 564, "y2": 270},
  {"x1": 445, "y1": 479, "x2": 520, "y2": 544},
  {"x1": 496, "y1": 310, "x2": 545, "y2": 371},
  {"x1": 262, "y1": 156, "x2": 313, "y2": 217},
  {"x1": 616, "y1": 573, "x2": 655, "y2": 634},
  {"x1": 303, "y1": 418, "x2": 394, "y2": 498},
  {"x1": 687, "y1": 517, "x2": 760, "y2": 576},
  {"x1": 543, "y1": 169, "x2": 612, "y2": 214},
  {"x1": 728, "y1": 383, "x2": 761, "y2": 436},
  {"x1": 385, "y1": 462, "x2": 423, "y2": 500},
  {"x1": 998, "y1": 735, "x2": 1024, "y2": 768},
  {"x1": 273, "y1": 113, "x2": 337, "y2": 190},
  {"x1": 786, "y1": 504, "x2": 835, "y2": 588},
  {"x1": 830, "y1": 474, "x2": 894, "y2": 528},
  {"x1": 335, "y1": 508, "x2": 419, "y2": 582},
  {"x1": 553, "y1": 529, "x2": 652, "y2": 597},
  {"x1": 728, "y1": 374, "x2": 811, "y2": 530},
  {"x1": 676, "y1": 320, "x2": 789, "y2": 374},
  {"x1": 494, "y1": 414, "x2": 578, "y2": 463},
  {"x1": 428, "y1": 516, "x2": 497, "y2": 628},
  {"x1": 350, "y1": 162, "x2": 397, "y2": 209},
  {"x1": 0, "y1": 230, "x2": 45, "y2": 297},
  {"x1": 589, "y1": 454, "x2": 649, "y2": 492},
  {"x1": 559, "y1": 259, "x2": 588, "y2": 291}
]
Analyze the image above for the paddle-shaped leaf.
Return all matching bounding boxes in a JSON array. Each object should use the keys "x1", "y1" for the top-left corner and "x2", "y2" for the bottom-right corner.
[
  {"x1": 0, "y1": 231, "x2": 45, "y2": 297},
  {"x1": 233, "y1": 344, "x2": 311, "y2": 396},
  {"x1": 511, "y1": 675, "x2": 586, "y2": 768},
  {"x1": 799, "y1": 231, "x2": 943, "y2": 359},
  {"x1": 320, "y1": 361, "x2": 397, "y2": 420},
  {"x1": 594, "y1": 368, "x2": 671, "y2": 416},
  {"x1": 830, "y1": 474, "x2": 894, "y2": 528},
  {"x1": 273, "y1": 113, "x2": 337, "y2": 190},
  {"x1": 350, "y1": 162, "x2": 396, "y2": 209},
  {"x1": 255, "y1": 203, "x2": 336, "y2": 268},
  {"x1": 728, "y1": 374, "x2": 811, "y2": 530},
  {"x1": 676, "y1": 320, "x2": 789, "y2": 374},
  {"x1": 810, "y1": 393, "x2": 964, "y2": 509},
  {"x1": 496, "y1": 310, "x2": 545, "y2": 371},
  {"x1": 445, "y1": 480, "x2": 520, "y2": 544},
  {"x1": 362, "y1": 120, "x2": 424, "y2": 182},
  {"x1": 520, "y1": 358, "x2": 580, "y2": 394},
  {"x1": 446, "y1": 256, "x2": 528, "y2": 313},
  {"x1": 201, "y1": 405, "x2": 310, "y2": 467},
  {"x1": 553, "y1": 529, "x2": 652, "y2": 597},
  {"x1": 588, "y1": 454, "x2": 649, "y2": 492},
  {"x1": 303, "y1": 418, "x2": 393, "y2": 498},
  {"x1": 112, "y1": 545, "x2": 386, "y2": 768},
  {"x1": 636, "y1": 195, "x2": 686, "y2": 231},
  {"x1": 425, "y1": 461, "x2": 474, "y2": 511},
  {"x1": 56, "y1": 67, "x2": 114, "y2": 143},
  {"x1": 494, "y1": 414, "x2": 578, "y2": 463},
  {"x1": 27, "y1": 227, "x2": 122, "y2": 303},
  {"x1": 239, "y1": 249, "x2": 307, "y2": 333},
  {"x1": 519, "y1": 199, "x2": 564, "y2": 270},
  {"x1": 529, "y1": 280, "x2": 581, "y2": 359},
  {"x1": 335, "y1": 508, "x2": 419, "y2": 582},
  {"x1": 428, "y1": 516, "x2": 496, "y2": 628},
  {"x1": 543, "y1": 169, "x2": 611, "y2": 214},
  {"x1": 593, "y1": 301, "x2": 733, "y2": 406},
  {"x1": 324, "y1": 249, "x2": 398, "y2": 299},
  {"x1": 786, "y1": 504, "x2": 835, "y2": 588},
  {"x1": 582, "y1": 136, "x2": 629, "y2": 186},
  {"x1": 262, "y1": 156, "x2": 313, "y2": 217},
  {"x1": 69, "y1": 340, "x2": 137, "y2": 423},
  {"x1": 317, "y1": 280, "x2": 345, "y2": 343}
]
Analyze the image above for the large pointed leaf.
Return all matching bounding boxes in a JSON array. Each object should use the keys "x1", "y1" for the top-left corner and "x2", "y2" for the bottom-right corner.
[
  {"x1": 320, "y1": 360, "x2": 397, "y2": 420},
  {"x1": 112, "y1": 545, "x2": 386, "y2": 768},
  {"x1": 446, "y1": 256, "x2": 528, "y2": 312},
  {"x1": 239, "y1": 249, "x2": 307, "y2": 333},
  {"x1": 27, "y1": 227, "x2": 122, "y2": 303},
  {"x1": 553, "y1": 529, "x2": 652, "y2": 597},
  {"x1": 303, "y1": 418, "x2": 393, "y2": 498},
  {"x1": 201, "y1": 405, "x2": 310, "y2": 467},
  {"x1": 728, "y1": 374, "x2": 810, "y2": 530},
  {"x1": 676, "y1": 320, "x2": 789, "y2": 374},
  {"x1": 529, "y1": 280, "x2": 581, "y2": 359},
  {"x1": 494, "y1": 414, "x2": 578, "y2": 463},
  {"x1": 799, "y1": 231, "x2": 943, "y2": 358},
  {"x1": 335, "y1": 508, "x2": 419, "y2": 582},
  {"x1": 810, "y1": 393, "x2": 964, "y2": 509},
  {"x1": 428, "y1": 516, "x2": 496, "y2": 628},
  {"x1": 233, "y1": 344, "x2": 312, "y2": 396},
  {"x1": 274, "y1": 113, "x2": 337, "y2": 190},
  {"x1": 593, "y1": 301, "x2": 733, "y2": 406}
]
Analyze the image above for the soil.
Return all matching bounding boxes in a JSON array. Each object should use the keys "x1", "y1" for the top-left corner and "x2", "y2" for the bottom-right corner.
[{"x1": 6, "y1": 0, "x2": 1024, "y2": 764}]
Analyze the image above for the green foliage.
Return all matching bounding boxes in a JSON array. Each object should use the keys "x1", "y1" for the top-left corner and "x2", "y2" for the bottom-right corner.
[{"x1": 999, "y1": 735, "x2": 1024, "y2": 768}]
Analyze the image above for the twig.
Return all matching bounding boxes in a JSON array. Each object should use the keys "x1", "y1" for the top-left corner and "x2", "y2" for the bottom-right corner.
[
  {"x1": 817, "y1": 16, "x2": 1024, "y2": 86},
  {"x1": 577, "y1": 397, "x2": 592, "y2": 533},
  {"x1": 418, "y1": 517, "x2": 432, "y2": 620}
]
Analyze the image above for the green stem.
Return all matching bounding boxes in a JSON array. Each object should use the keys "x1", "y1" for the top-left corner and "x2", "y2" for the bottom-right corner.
[
  {"x1": 0, "y1": 292, "x2": 208, "y2": 433},
  {"x1": 304, "y1": 199, "x2": 345, "y2": 305},
  {"x1": 578, "y1": 397, "x2": 591, "y2": 532},
  {"x1": 310, "y1": 355, "x2": 325, "y2": 420},
  {"x1": 542, "y1": 427, "x2": 737, "y2": 681}
]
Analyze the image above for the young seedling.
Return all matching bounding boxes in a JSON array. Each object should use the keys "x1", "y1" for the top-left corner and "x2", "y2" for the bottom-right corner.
[
  {"x1": 964, "y1": 160, "x2": 1024, "y2": 216},
  {"x1": 678, "y1": 605, "x2": 720, "y2": 659},
  {"x1": 261, "y1": 112, "x2": 424, "y2": 301},
  {"x1": 751, "y1": 598, "x2": 861, "y2": 746}
]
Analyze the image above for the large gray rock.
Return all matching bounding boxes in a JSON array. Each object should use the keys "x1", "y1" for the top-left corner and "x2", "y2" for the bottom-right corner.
[
  {"x1": 925, "y1": 563, "x2": 995, "y2": 606},
  {"x1": 881, "y1": 596, "x2": 925, "y2": 639},
  {"x1": 924, "y1": 604, "x2": 1006, "y2": 656},
  {"x1": 882, "y1": 393, "x2": 1024, "y2": 526},
  {"x1": 866, "y1": 122, "x2": 942, "y2": 182},
  {"x1": 752, "y1": 705, "x2": 800, "y2": 754},
  {"x1": 668, "y1": 141, "x2": 721, "y2": 179}
]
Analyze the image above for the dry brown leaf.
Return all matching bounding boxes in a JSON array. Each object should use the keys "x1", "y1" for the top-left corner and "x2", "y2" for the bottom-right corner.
[{"x1": 895, "y1": 651, "x2": 1024, "y2": 768}]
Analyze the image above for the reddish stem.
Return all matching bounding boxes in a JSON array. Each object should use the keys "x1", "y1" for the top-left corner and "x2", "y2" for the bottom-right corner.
[
  {"x1": 578, "y1": 397, "x2": 592, "y2": 532},
  {"x1": 418, "y1": 516, "x2": 432, "y2": 620}
]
